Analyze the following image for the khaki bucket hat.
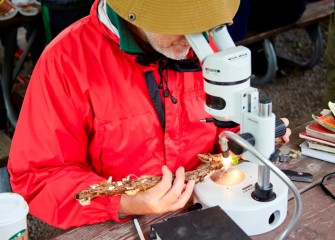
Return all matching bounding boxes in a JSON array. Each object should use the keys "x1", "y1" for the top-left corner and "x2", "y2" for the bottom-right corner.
[{"x1": 106, "y1": 0, "x2": 240, "y2": 35}]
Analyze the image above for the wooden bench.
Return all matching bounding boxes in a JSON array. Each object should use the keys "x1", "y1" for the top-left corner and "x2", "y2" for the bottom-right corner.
[{"x1": 236, "y1": 0, "x2": 334, "y2": 86}]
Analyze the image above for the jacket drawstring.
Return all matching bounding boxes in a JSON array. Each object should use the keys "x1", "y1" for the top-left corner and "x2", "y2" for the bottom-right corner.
[{"x1": 158, "y1": 58, "x2": 178, "y2": 104}]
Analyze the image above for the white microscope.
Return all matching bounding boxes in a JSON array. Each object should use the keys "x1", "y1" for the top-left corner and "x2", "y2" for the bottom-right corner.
[{"x1": 185, "y1": 26, "x2": 302, "y2": 239}]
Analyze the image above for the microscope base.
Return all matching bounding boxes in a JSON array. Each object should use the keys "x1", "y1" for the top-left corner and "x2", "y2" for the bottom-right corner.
[{"x1": 193, "y1": 162, "x2": 288, "y2": 236}]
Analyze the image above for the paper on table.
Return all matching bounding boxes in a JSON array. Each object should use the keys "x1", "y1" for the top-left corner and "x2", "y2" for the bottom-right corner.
[{"x1": 329, "y1": 101, "x2": 335, "y2": 116}]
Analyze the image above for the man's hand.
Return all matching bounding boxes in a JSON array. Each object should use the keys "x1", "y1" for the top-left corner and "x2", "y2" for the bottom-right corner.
[
  {"x1": 118, "y1": 166, "x2": 195, "y2": 216},
  {"x1": 280, "y1": 118, "x2": 291, "y2": 143}
]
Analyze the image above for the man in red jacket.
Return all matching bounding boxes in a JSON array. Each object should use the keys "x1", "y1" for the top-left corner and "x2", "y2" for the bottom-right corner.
[{"x1": 8, "y1": 0, "x2": 291, "y2": 229}]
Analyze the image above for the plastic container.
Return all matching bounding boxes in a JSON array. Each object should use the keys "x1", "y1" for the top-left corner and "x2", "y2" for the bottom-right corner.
[{"x1": 0, "y1": 193, "x2": 29, "y2": 240}]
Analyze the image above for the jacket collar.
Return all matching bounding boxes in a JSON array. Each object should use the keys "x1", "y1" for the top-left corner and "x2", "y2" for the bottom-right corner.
[{"x1": 106, "y1": 4, "x2": 146, "y2": 54}]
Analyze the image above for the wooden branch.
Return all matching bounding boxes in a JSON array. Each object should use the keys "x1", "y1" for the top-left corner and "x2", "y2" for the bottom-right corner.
[{"x1": 74, "y1": 153, "x2": 224, "y2": 206}]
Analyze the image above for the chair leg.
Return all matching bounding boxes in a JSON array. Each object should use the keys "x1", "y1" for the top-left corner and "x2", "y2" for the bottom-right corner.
[{"x1": 13, "y1": 26, "x2": 38, "y2": 80}]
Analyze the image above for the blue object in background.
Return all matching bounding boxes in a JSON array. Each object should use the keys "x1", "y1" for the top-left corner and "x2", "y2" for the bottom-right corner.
[
  {"x1": 227, "y1": 0, "x2": 250, "y2": 42},
  {"x1": 0, "y1": 167, "x2": 12, "y2": 193}
]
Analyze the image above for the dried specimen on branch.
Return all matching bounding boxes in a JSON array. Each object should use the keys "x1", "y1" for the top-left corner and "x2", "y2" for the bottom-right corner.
[{"x1": 75, "y1": 153, "x2": 224, "y2": 206}]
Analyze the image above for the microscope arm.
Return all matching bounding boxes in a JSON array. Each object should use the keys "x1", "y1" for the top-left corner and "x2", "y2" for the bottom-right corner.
[{"x1": 220, "y1": 131, "x2": 302, "y2": 240}]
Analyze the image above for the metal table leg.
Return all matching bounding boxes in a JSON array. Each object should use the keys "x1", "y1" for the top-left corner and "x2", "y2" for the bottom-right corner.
[
  {"x1": 0, "y1": 25, "x2": 37, "y2": 128},
  {"x1": 0, "y1": 26, "x2": 18, "y2": 128}
]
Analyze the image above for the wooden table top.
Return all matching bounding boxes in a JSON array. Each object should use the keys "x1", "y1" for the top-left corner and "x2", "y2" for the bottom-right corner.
[{"x1": 53, "y1": 120, "x2": 335, "y2": 240}]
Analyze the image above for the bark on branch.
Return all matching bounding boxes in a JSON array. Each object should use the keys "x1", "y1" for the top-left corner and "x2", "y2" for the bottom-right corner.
[{"x1": 75, "y1": 153, "x2": 224, "y2": 206}]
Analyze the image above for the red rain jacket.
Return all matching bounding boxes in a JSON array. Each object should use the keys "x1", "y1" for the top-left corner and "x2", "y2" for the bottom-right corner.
[{"x1": 8, "y1": 0, "x2": 237, "y2": 229}]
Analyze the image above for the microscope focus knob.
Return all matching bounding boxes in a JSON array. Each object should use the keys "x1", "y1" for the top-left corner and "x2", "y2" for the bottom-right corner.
[{"x1": 228, "y1": 132, "x2": 255, "y2": 155}]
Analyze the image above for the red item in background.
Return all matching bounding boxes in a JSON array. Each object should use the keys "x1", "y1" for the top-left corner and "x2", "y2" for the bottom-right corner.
[
  {"x1": 306, "y1": 122, "x2": 335, "y2": 143},
  {"x1": 0, "y1": 0, "x2": 14, "y2": 16},
  {"x1": 299, "y1": 130, "x2": 335, "y2": 147}
]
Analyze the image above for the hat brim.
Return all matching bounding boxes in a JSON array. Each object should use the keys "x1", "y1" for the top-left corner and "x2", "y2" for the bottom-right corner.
[{"x1": 106, "y1": 0, "x2": 240, "y2": 35}]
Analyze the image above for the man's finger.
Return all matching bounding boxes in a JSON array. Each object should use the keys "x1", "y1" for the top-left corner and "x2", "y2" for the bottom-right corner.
[
  {"x1": 282, "y1": 128, "x2": 291, "y2": 143},
  {"x1": 166, "y1": 180, "x2": 195, "y2": 212},
  {"x1": 161, "y1": 167, "x2": 186, "y2": 204},
  {"x1": 150, "y1": 165, "x2": 173, "y2": 198},
  {"x1": 280, "y1": 118, "x2": 289, "y2": 127}
]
